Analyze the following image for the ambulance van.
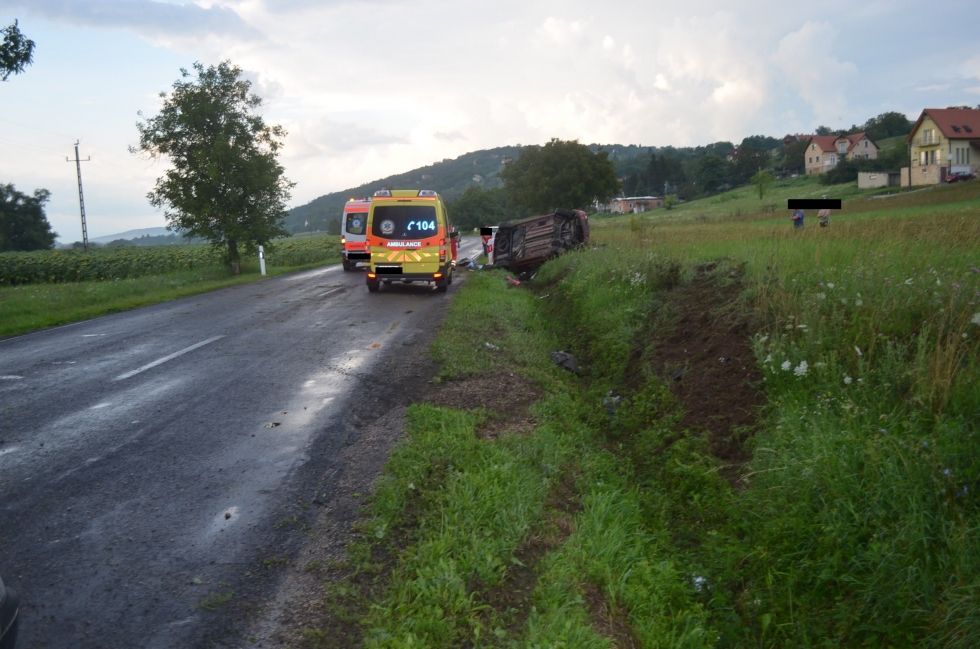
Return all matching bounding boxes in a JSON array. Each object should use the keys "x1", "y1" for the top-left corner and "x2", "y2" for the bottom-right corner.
[
  {"x1": 340, "y1": 198, "x2": 371, "y2": 271},
  {"x1": 365, "y1": 189, "x2": 457, "y2": 292}
]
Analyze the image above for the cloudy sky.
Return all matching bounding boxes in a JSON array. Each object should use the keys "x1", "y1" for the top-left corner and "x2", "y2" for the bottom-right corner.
[{"x1": 1, "y1": 0, "x2": 978, "y2": 241}]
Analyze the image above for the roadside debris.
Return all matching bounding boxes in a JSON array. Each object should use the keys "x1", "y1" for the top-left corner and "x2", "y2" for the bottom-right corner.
[
  {"x1": 602, "y1": 390, "x2": 622, "y2": 417},
  {"x1": 550, "y1": 351, "x2": 579, "y2": 374},
  {"x1": 506, "y1": 276, "x2": 522, "y2": 288},
  {"x1": 483, "y1": 342, "x2": 500, "y2": 351}
]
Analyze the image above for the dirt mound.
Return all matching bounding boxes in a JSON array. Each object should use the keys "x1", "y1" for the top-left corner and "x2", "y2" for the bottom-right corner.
[
  {"x1": 423, "y1": 370, "x2": 541, "y2": 438},
  {"x1": 645, "y1": 263, "x2": 765, "y2": 475}
]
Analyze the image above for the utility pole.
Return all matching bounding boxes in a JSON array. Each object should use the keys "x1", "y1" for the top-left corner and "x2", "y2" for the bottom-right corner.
[{"x1": 67, "y1": 140, "x2": 91, "y2": 250}]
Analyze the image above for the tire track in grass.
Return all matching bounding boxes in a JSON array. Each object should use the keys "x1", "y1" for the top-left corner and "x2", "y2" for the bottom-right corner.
[
  {"x1": 466, "y1": 464, "x2": 584, "y2": 646},
  {"x1": 582, "y1": 581, "x2": 640, "y2": 649}
]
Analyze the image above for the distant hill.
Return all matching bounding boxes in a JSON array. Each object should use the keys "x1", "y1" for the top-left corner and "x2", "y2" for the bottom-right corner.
[
  {"x1": 80, "y1": 227, "x2": 204, "y2": 248},
  {"x1": 285, "y1": 146, "x2": 520, "y2": 234},
  {"x1": 284, "y1": 144, "x2": 659, "y2": 235},
  {"x1": 90, "y1": 227, "x2": 171, "y2": 244}
]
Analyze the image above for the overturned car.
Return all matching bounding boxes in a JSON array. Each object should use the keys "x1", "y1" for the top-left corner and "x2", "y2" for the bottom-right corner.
[{"x1": 490, "y1": 209, "x2": 589, "y2": 275}]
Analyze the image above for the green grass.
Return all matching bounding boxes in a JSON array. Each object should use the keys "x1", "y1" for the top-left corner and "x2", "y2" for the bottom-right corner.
[{"x1": 305, "y1": 182, "x2": 979, "y2": 647}]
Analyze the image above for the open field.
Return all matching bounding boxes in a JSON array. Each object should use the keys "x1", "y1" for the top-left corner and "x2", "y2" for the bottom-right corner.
[
  {"x1": 0, "y1": 234, "x2": 340, "y2": 338},
  {"x1": 300, "y1": 179, "x2": 980, "y2": 647}
]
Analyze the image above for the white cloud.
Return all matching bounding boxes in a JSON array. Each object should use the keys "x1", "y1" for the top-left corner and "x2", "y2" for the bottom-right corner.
[
  {"x1": 536, "y1": 16, "x2": 585, "y2": 45},
  {"x1": 12, "y1": 0, "x2": 260, "y2": 39},
  {"x1": 3, "y1": 0, "x2": 979, "y2": 240},
  {"x1": 962, "y1": 56, "x2": 980, "y2": 82},
  {"x1": 773, "y1": 21, "x2": 858, "y2": 125}
]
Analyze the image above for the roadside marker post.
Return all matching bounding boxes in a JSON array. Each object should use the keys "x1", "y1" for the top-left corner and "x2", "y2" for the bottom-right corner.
[{"x1": 259, "y1": 245, "x2": 266, "y2": 276}]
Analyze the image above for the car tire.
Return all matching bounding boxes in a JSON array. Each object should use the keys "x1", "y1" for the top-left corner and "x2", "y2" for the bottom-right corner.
[{"x1": 367, "y1": 278, "x2": 380, "y2": 292}]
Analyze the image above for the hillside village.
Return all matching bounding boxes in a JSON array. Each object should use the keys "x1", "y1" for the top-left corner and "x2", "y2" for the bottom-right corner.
[
  {"x1": 285, "y1": 106, "x2": 980, "y2": 229},
  {"x1": 65, "y1": 107, "x2": 977, "y2": 245}
]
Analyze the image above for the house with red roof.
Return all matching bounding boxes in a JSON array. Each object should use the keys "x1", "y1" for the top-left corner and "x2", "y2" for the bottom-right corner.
[
  {"x1": 804, "y1": 132, "x2": 879, "y2": 176},
  {"x1": 905, "y1": 107, "x2": 980, "y2": 185}
]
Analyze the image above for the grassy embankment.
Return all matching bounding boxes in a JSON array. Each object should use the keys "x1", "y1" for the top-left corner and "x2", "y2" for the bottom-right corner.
[
  {"x1": 305, "y1": 176, "x2": 979, "y2": 647},
  {"x1": 0, "y1": 234, "x2": 340, "y2": 338}
]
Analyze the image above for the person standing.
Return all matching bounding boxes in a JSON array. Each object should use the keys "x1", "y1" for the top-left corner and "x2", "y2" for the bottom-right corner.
[
  {"x1": 792, "y1": 208, "x2": 805, "y2": 230},
  {"x1": 817, "y1": 208, "x2": 830, "y2": 227}
]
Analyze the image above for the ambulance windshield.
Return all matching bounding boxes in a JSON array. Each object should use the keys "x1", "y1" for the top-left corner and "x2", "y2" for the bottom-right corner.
[
  {"x1": 372, "y1": 205, "x2": 438, "y2": 240},
  {"x1": 345, "y1": 213, "x2": 366, "y2": 235}
]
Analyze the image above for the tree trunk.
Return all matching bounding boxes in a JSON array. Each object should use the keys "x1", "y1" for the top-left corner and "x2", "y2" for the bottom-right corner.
[{"x1": 227, "y1": 239, "x2": 241, "y2": 275}]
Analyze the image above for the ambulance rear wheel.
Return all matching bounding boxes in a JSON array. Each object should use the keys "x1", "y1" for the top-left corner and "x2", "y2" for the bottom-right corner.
[
  {"x1": 435, "y1": 274, "x2": 449, "y2": 293},
  {"x1": 367, "y1": 278, "x2": 380, "y2": 292}
]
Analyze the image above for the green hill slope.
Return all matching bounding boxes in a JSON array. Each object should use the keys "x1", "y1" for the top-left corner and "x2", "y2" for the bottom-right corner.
[
  {"x1": 284, "y1": 144, "x2": 659, "y2": 234},
  {"x1": 284, "y1": 146, "x2": 521, "y2": 234}
]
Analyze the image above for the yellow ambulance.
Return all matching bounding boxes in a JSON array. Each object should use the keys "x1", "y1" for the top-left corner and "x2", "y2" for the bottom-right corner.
[{"x1": 365, "y1": 189, "x2": 457, "y2": 292}]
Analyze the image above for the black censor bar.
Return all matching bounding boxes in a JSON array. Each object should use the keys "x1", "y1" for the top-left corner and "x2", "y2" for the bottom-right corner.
[{"x1": 787, "y1": 198, "x2": 842, "y2": 210}]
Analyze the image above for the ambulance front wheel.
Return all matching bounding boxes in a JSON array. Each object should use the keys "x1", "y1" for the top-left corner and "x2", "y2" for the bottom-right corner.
[{"x1": 342, "y1": 259, "x2": 353, "y2": 271}]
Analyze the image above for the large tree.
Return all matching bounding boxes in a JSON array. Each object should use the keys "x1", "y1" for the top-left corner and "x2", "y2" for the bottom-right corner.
[
  {"x1": 0, "y1": 183, "x2": 56, "y2": 251},
  {"x1": 500, "y1": 139, "x2": 620, "y2": 215},
  {"x1": 448, "y1": 186, "x2": 507, "y2": 231},
  {"x1": 1, "y1": 20, "x2": 34, "y2": 81},
  {"x1": 862, "y1": 111, "x2": 912, "y2": 141},
  {"x1": 133, "y1": 60, "x2": 293, "y2": 273}
]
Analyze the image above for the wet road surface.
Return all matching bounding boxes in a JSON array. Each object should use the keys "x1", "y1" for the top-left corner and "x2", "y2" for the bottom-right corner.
[{"x1": 0, "y1": 239, "x2": 484, "y2": 648}]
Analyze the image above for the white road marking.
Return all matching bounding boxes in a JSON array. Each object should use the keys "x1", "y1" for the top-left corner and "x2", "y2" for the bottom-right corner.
[
  {"x1": 82, "y1": 334, "x2": 107, "y2": 338},
  {"x1": 114, "y1": 335, "x2": 225, "y2": 381},
  {"x1": 1, "y1": 375, "x2": 24, "y2": 380}
]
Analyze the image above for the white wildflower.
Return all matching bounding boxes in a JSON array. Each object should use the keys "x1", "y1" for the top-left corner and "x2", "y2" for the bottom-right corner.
[
  {"x1": 764, "y1": 354, "x2": 773, "y2": 364},
  {"x1": 855, "y1": 298, "x2": 863, "y2": 306},
  {"x1": 797, "y1": 324, "x2": 808, "y2": 330},
  {"x1": 904, "y1": 278, "x2": 914, "y2": 285},
  {"x1": 843, "y1": 375, "x2": 853, "y2": 385},
  {"x1": 827, "y1": 282, "x2": 835, "y2": 289},
  {"x1": 794, "y1": 361, "x2": 809, "y2": 377},
  {"x1": 781, "y1": 360, "x2": 792, "y2": 371},
  {"x1": 971, "y1": 312, "x2": 980, "y2": 326},
  {"x1": 816, "y1": 292, "x2": 827, "y2": 300},
  {"x1": 854, "y1": 346, "x2": 863, "y2": 357}
]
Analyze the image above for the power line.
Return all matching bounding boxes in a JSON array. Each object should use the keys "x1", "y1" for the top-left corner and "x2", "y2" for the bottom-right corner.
[{"x1": 66, "y1": 140, "x2": 91, "y2": 251}]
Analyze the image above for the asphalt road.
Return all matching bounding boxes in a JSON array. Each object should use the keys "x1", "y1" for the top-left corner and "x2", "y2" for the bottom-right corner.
[{"x1": 0, "y1": 237, "x2": 485, "y2": 648}]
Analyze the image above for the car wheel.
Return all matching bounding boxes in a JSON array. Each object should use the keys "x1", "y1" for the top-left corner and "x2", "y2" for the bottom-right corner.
[
  {"x1": 367, "y1": 278, "x2": 380, "y2": 292},
  {"x1": 436, "y1": 274, "x2": 449, "y2": 293}
]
